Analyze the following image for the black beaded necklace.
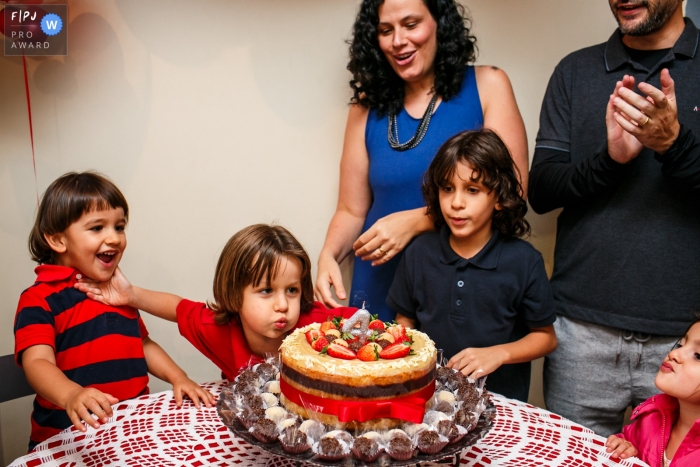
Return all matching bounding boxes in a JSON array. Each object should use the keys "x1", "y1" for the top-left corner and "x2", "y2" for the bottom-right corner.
[{"x1": 387, "y1": 93, "x2": 438, "y2": 151}]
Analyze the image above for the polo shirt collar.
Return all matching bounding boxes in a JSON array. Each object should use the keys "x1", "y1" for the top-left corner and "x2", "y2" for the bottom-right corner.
[
  {"x1": 604, "y1": 18, "x2": 699, "y2": 72},
  {"x1": 34, "y1": 264, "x2": 80, "y2": 283},
  {"x1": 439, "y1": 225, "x2": 502, "y2": 270}
]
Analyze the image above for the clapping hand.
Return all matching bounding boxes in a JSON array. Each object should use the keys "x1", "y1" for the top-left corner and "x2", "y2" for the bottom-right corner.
[
  {"x1": 611, "y1": 69, "x2": 680, "y2": 155},
  {"x1": 607, "y1": 76, "x2": 644, "y2": 163}
]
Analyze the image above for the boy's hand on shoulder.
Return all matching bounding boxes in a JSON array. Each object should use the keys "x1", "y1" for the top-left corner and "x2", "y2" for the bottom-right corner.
[
  {"x1": 65, "y1": 387, "x2": 118, "y2": 432},
  {"x1": 74, "y1": 267, "x2": 133, "y2": 306},
  {"x1": 171, "y1": 374, "x2": 215, "y2": 409},
  {"x1": 446, "y1": 346, "x2": 508, "y2": 380},
  {"x1": 605, "y1": 434, "x2": 638, "y2": 460}
]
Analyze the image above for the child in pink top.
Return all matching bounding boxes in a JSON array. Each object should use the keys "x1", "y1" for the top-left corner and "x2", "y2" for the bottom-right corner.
[{"x1": 606, "y1": 318, "x2": 700, "y2": 466}]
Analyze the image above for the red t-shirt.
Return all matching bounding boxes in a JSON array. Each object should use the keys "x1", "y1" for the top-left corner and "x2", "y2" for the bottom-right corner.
[
  {"x1": 14, "y1": 265, "x2": 150, "y2": 448},
  {"x1": 176, "y1": 299, "x2": 357, "y2": 379}
]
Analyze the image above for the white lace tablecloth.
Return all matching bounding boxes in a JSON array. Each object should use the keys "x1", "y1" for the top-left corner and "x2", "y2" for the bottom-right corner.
[{"x1": 10, "y1": 381, "x2": 649, "y2": 467}]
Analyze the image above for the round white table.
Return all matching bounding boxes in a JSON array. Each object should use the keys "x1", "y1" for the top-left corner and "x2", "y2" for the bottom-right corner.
[{"x1": 10, "y1": 381, "x2": 649, "y2": 467}]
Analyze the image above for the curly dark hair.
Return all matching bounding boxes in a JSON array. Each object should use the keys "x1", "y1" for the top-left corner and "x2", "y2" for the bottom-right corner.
[
  {"x1": 422, "y1": 129, "x2": 530, "y2": 238},
  {"x1": 348, "y1": 0, "x2": 477, "y2": 115}
]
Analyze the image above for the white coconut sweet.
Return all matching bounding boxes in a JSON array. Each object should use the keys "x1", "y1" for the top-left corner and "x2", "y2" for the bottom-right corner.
[
  {"x1": 265, "y1": 406, "x2": 289, "y2": 423},
  {"x1": 264, "y1": 380, "x2": 281, "y2": 394},
  {"x1": 361, "y1": 431, "x2": 383, "y2": 441},
  {"x1": 437, "y1": 390, "x2": 456, "y2": 405},
  {"x1": 299, "y1": 420, "x2": 326, "y2": 441},
  {"x1": 324, "y1": 429, "x2": 353, "y2": 446},
  {"x1": 278, "y1": 417, "x2": 298, "y2": 430},
  {"x1": 260, "y1": 392, "x2": 278, "y2": 408},
  {"x1": 385, "y1": 428, "x2": 410, "y2": 442},
  {"x1": 423, "y1": 410, "x2": 449, "y2": 427},
  {"x1": 403, "y1": 423, "x2": 430, "y2": 438}
]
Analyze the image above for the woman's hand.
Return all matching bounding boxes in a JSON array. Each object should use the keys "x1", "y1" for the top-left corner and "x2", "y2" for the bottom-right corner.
[
  {"x1": 605, "y1": 435, "x2": 638, "y2": 460},
  {"x1": 353, "y1": 207, "x2": 432, "y2": 266},
  {"x1": 447, "y1": 346, "x2": 508, "y2": 380},
  {"x1": 74, "y1": 267, "x2": 134, "y2": 307},
  {"x1": 315, "y1": 252, "x2": 347, "y2": 308}
]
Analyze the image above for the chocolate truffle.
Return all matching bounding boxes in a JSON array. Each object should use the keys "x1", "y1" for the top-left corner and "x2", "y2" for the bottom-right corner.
[
  {"x1": 436, "y1": 420, "x2": 465, "y2": 444},
  {"x1": 352, "y1": 437, "x2": 381, "y2": 462},
  {"x1": 453, "y1": 408, "x2": 477, "y2": 430},
  {"x1": 317, "y1": 437, "x2": 346, "y2": 459},
  {"x1": 254, "y1": 362, "x2": 277, "y2": 382},
  {"x1": 251, "y1": 417, "x2": 278, "y2": 443},
  {"x1": 417, "y1": 430, "x2": 448, "y2": 454},
  {"x1": 237, "y1": 369, "x2": 260, "y2": 386},
  {"x1": 387, "y1": 433, "x2": 414, "y2": 460},
  {"x1": 436, "y1": 366, "x2": 456, "y2": 383},
  {"x1": 435, "y1": 400, "x2": 454, "y2": 415},
  {"x1": 243, "y1": 394, "x2": 263, "y2": 409},
  {"x1": 456, "y1": 383, "x2": 480, "y2": 409},
  {"x1": 233, "y1": 380, "x2": 258, "y2": 396},
  {"x1": 280, "y1": 426, "x2": 310, "y2": 454},
  {"x1": 239, "y1": 406, "x2": 265, "y2": 428}
]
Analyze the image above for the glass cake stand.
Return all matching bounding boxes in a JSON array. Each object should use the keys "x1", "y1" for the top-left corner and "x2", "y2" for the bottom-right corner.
[{"x1": 224, "y1": 404, "x2": 496, "y2": 467}]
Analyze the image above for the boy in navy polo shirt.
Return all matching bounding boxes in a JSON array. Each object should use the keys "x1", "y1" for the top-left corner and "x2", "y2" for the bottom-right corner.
[
  {"x1": 387, "y1": 130, "x2": 557, "y2": 401},
  {"x1": 14, "y1": 172, "x2": 213, "y2": 451}
]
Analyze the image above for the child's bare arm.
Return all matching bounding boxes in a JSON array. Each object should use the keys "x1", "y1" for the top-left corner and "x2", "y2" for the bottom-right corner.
[
  {"x1": 141, "y1": 337, "x2": 214, "y2": 408},
  {"x1": 22, "y1": 345, "x2": 118, "y2": 432},
  {"x1": 395, "y1": 313, "x2": 417, "y2": 328},
  {"x1": 605, "y1": 434, "x2": 638, "y2": 459},
  {"x1": 447, "y1": 325, "x2": 557, "y2": 380},
  {"x1": 75, "y1": 267, "x2": 182, "y2": 322},
  {"x1": 129, "y1": 287, "x2": 181, "y2": 322}
]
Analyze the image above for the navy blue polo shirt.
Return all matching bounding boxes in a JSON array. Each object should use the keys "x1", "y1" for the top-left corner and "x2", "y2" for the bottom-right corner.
[{"x1": 387, "y1": 227, "x2": 556, "y2": 401}]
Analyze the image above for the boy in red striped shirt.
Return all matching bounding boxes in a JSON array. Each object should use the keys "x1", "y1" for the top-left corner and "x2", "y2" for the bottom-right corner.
[{"x1": 14, "y1": 172, "x2": 213, "y2": 451}]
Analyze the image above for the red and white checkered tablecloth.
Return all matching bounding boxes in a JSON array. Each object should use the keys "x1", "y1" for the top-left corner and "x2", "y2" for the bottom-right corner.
[{"x1": 9, "y1": 381, "x2": 649, "y2": 467}]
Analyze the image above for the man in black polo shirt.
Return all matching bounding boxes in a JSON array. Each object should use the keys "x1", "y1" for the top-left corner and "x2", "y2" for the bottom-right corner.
[{"x1": 530, "y1": 0, "x2": 700, "y2": 436}]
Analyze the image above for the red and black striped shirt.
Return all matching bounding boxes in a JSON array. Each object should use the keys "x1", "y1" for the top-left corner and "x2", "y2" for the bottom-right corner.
[{"x1": 14, "y1": 265, "x2": 149, "y2": 449}]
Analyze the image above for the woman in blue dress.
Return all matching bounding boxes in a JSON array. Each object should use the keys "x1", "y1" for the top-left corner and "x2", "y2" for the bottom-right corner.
[{"x1": 315, "y1": 0, "x2": 528, "y2": 321}]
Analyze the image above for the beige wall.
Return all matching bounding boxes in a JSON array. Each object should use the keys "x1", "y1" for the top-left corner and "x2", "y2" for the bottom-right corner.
[{"x1": 0, "y1": 1, "x2": 618, "y2": 464}]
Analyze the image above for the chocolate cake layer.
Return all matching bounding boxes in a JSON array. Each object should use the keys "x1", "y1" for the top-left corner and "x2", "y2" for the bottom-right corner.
[{"x1": 282, "y1": 364, "x2": 435, "y2": 398}]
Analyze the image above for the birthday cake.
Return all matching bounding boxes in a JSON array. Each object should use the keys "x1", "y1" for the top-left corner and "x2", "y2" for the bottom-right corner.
[{"x1": 279, "y1": 312, "x2": 437, "y2": 429}]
